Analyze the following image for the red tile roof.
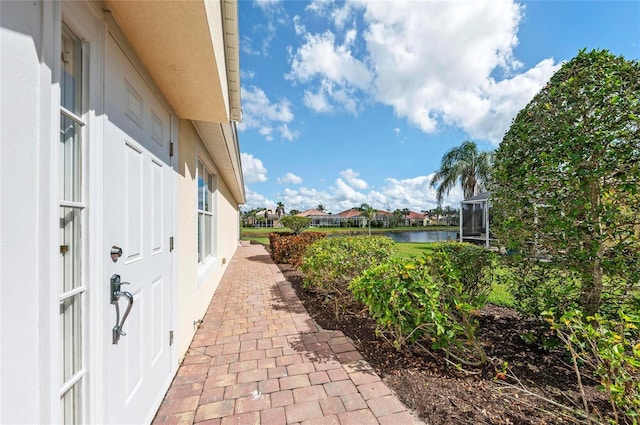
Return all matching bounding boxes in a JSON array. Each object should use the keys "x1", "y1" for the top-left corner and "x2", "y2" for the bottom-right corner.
[
  {"x1": 296, "y1": 209, "x2": 330, "y2": 217},
  {"x1": 337, "y1": 209, "x2": 361, "y2": 218}
]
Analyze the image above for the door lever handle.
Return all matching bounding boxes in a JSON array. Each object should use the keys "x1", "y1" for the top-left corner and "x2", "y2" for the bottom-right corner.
[{"x1": 111, "y1": 274, "x2": 134, "y2": 345}]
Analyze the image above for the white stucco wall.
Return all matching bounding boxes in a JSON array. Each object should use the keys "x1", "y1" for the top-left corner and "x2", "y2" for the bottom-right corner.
[
  {"x1": 1, "y1": 2, "x2": 243, "y2": 421},
  {"x1": 1, "y1": 1, "x2": 57, "y2": 423},
  {"x1": 176, "y1": 119, "x2": 240, "y2": 359}
]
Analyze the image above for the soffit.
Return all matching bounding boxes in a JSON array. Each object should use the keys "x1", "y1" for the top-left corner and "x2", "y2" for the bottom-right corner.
[{"x1": 104, "y1": 0, "x2": 237, "y2": 123}]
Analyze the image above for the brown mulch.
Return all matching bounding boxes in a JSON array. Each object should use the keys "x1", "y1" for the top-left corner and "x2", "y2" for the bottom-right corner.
[{"x1": 276, "y1": 262, "x2": 613, "y2": 425}]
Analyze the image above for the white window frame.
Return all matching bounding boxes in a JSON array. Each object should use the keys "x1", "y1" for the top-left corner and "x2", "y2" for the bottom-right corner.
[
  {"x1": 197, "y1": 158, "x2": 217, "y2": 266},
  {"x1": 57, "y1": 20, "x2": 89, "y2": 425}
]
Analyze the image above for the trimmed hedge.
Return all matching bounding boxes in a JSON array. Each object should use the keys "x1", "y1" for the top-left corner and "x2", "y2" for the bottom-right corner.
[
  {"x1": 269, "y1": 232, "x2": 327, "y2": 267},
  {"x1": 300, "y1": 236, "x2": 395, "y2": 300}
]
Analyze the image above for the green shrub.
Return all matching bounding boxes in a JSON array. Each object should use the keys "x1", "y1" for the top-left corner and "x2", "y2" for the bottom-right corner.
[
  {"x1": 350, "y1": 252, "x2": 490, "y2": 365},
  {"x1": 279, "y1": 216, "x2": 312, "y2": 235},
  {"x1": 269, "y1": 232, "x2": 327, "y2": 267},
  {"x1": 497, "y1": 260, "x2": 582, "y2": 320},
  {"x1": 300, "y1": 236, "x2": 395, "y2": 313},
  {"x1": 428, "y1": 242, "x2": 496, "y2": 299},
  {"x1": 547, "y1": 309, "x2": 640, "y2": 424}
]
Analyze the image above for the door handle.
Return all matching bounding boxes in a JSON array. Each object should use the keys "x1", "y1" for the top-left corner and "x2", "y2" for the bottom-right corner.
[{"x1": 110, "y1": 274, "x2": 134, "y2": 345}]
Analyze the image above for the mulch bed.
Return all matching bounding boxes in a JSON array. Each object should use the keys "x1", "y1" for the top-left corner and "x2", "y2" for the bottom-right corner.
[{"x1": 276, "y1": 262, "x2": 612, "y2": 425}]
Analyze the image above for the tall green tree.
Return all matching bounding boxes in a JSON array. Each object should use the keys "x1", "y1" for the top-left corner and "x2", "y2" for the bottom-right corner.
[
  {"x1": 430, "y1": 141, "x2": 493, "y2": 205},
  {"x1": 492, "y1": 49, "x2": 640, "y2": 316}
]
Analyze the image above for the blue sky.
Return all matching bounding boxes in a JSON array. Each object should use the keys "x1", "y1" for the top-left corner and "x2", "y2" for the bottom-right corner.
[{"x1": 237, "y1": 0, "x2": 640, "y2": 214}]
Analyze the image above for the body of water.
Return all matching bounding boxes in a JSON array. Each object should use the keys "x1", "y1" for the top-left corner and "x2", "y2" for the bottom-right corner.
[{"x1": 383, "y1": 230, "x2": 458, "y2": 243}]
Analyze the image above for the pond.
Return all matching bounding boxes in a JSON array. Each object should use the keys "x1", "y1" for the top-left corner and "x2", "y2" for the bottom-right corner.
[{"x1": 383, "y1": 230, "x2": 458, "y2": 243}]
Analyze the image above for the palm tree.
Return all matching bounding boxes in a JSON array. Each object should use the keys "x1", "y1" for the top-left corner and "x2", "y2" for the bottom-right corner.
[
  {"x1": 316, "y1": 204, "x2": 325, "y2": 212},
  {"x1": 275, "y1": 202, "x2": 285, "y2": 217},
  {"x1": 430, "y1": 140, "x2": 493, "y2": 205},
  {"x1": 357, "y1": 203, "x2": 377, "y2": 236},
  {"x1": 402, "y1": 208, "x2": 410, "y2": 226}
]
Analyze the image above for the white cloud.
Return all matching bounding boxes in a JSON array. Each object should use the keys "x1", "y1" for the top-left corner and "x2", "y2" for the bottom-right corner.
[
  {"x1": 277, "y1": 123, "x2": 300, "y2": 141},
  {"x1": 243, "y1": 187, "x2": 275, "y2": 210},
  {"x1": 378, "y1": 175, "x2": 463, "y2": 212},
  {"x1": 240, "y1": 70, "x2": 255, "y2": 80},
  {"x1": 277, "y1": 172, "x2": 303, "y2": 185},
  {"x1": 359, "y1": 0, "x2": 559, "y2": 143},
  {"x1": 288, "y1": 0, "x2": 559, "y2": 143},
  {"x1": 287, "y1": 29, "x2": 372, "y2": 114},
  {"x1": 247, "y1": 170, "x2": 464, "y2": 214},
  {"x1": 288, "y1": 30, "x2": 371, "y2": 88},
  {"x1": 293, "y1": 15, "x2": 306, "y2": 35},
  {"x1": 241, "y1": 153, "x2": 268, "y2": 183},
  {"x1": 339, "y1": 169, "x2": 368, "y2": 190},
  {"x1": 240, "y1": 36, "x2": 260, "y2": 56},
  {"x1": 255, "y1": 0, "x2": 280, "y2": 9},
  {"x1": 239, "y1": 86, "x2": 298, "y2": 141},
  {"x1": 303, "y1": 89, "x2": 333, "y2": 113}
]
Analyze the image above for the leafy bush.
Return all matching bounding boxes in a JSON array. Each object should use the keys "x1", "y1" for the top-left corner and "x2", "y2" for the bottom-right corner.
[
  {"x1": 279, "y1": 216, "x2": 312, "y2": 235},
  {"x1": 492, "y1": 49, "x2": 640, "y2": 315},
  {"x1": 496, "y1": 261, "x2": 582, "y2": 319},
  {"x1": 300, "y1": 236, "x2": 395, "y2": 313},
  {"x1": 269, "y1": 232, "x2": 327, "y2": 267},
  {"x1": 350, "y1": 250, "x2": 492, "y2": 365},
  {"x1": 547, "y1": 309, "x2": 640, "y2": 424},
  {"x1": 428, "y1": 242, "x2": 496, "y2": 299}
]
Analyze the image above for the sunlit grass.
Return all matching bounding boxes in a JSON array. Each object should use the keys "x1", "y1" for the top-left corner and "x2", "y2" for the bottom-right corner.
[
  {"x1": 395, "y1": 242, "x2": 516, "y2": 307},
  {"x1": 241, "y1": 235, "x2": 517, "y2": 309},
  {"x1": 393, "y1": 242, "x2": 439, "y2": 259}
]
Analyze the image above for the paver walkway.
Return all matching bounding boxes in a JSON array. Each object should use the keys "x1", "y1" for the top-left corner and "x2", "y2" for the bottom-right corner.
[{"x1": 153, "y1": 243, "x2": 422, "y2": 425}]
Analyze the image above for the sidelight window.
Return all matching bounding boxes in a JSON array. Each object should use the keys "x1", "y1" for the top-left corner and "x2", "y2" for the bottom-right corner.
[{"x1": 59, "y1": 23, "x2": 86, "y2": 425}]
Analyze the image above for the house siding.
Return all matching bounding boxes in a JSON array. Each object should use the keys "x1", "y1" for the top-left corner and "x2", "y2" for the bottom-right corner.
[
  {"x1": 1, "y1": 2, "x2": 57, "y2": 423},
  {"x1": 176, "y1": 119, "x2": 240, "y2": 359},
  {"x1": 1, "y1": 1, "x2": 243, "y2": 422}
]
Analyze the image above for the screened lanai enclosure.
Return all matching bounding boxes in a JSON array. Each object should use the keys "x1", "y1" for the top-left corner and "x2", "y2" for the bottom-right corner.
[{"x1": 459, "y1": 191, "x2": 492, "y2": 247}]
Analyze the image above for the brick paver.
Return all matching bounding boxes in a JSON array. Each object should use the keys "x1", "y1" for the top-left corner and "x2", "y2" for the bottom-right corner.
[{"x1": 153, "y1": 244, "x2": 422, "y2": 424}]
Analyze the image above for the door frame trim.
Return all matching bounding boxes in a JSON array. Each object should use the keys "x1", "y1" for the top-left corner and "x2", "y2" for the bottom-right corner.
[{"x1": 102, "y1": 14, "x2": 179, "y2": 424}]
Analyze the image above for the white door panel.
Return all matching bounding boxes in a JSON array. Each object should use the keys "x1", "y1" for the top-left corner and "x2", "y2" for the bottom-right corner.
[{"x1": 103, "y1": 34, "x2": 173, "y2": 425}]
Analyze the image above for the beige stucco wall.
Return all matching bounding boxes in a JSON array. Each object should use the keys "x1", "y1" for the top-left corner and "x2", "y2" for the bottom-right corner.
[{"x1": 176, "y1": 119, "x2": 240, "y2": 359}]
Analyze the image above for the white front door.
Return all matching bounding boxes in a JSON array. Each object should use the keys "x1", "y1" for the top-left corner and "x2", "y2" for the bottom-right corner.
[{"x1": 102, "y1": 33, "x2": 174, "y2": 424}]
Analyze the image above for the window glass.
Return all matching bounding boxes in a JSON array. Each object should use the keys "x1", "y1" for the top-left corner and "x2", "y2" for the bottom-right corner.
[
  {"x1": 60, "y1": 207, "x2": 81, "y2": 292},
  {"x1": 60, "y1": 116, "x2": 82, "y2": 202},
  {"x1": 197, "y1": 161, "x2": 215, "y2": 263},
  {"x1": 61, "y1": 25, "x2": 82, "y2": 115},
  {"x1": 59, "y1": 24, "x2": 85, "y2": 425},
  {"x1": 60, "y1": 295, "x2": 82, "y2": 383}
]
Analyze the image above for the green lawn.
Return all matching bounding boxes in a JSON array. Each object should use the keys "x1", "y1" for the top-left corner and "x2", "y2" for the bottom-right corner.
[
  {"x1": 242, "y1": 232, "x2": 514, "y2": 308},
  {"x1": 393, "y1": 242, "x2": 438, "y2": 259}
]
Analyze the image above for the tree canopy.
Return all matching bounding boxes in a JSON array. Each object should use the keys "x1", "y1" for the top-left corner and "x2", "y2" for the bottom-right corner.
[{"x1": 492, "y1": 49, "x2": 640, "y2": 315}]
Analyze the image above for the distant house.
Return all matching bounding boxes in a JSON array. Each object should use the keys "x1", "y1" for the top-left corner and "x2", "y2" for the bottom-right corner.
[
  {"x1": 250, "y1": 209, "x2": 282, "y2": 228},
  {"x1": 335, "y1": 208, "x2": 363, "y2": 227},
  {"x1": 405, "y1": 211, "x2": 428, "y2": 226},
  {"x1": 297, "y1": 209, "x2": 341, "y2": 227},
  {"x1": 336, "y1": 209, "x2": 391, "y2": 228}
]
